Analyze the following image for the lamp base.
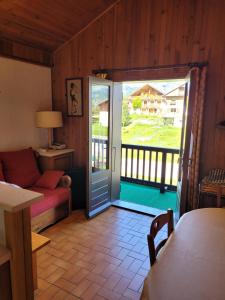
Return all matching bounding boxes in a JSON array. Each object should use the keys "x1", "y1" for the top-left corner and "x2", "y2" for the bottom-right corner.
[{"x1": 48, "y1": 128, "x2": 53, "y2": 149}]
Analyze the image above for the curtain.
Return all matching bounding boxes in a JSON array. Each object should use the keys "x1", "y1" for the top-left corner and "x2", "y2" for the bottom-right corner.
[{"x1": 187, "y1": 66, "x2": 207, "y2": 210}]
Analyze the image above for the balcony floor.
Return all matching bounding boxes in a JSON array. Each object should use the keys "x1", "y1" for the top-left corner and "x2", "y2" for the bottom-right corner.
[{"x1": 118, "y1": 181, "x2": 177, "y2": 212}]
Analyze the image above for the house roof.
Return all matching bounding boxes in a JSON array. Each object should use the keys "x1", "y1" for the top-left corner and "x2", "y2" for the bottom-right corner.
[
  {"x1": 98, "y1": 100, "x2": 108, "y2": 111},
  {"x1": 0, "y1": 0, "x2": 119, "y2": 51},
  {"x1": 130, "y1": 84, "x2": 163, "y2": 97},
  {"x1": 165, "y1": 83, "x2": 185, "y2": 97},
  {"x1": 98, "y1": 99, "x2": 108, "y2": 106}
]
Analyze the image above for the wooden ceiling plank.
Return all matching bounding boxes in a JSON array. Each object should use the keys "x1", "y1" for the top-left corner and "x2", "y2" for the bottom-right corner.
[
  {"x1": 10, "y1": 2, "x2": 87, "y2": 35},
  {"x1": 0, "y1": 0, "x2": 120, "y2": 51},
  {"x1": 0, "y1": 20, "x2": 61, "y2": 44},
  {"x1": 16, "y1": 1, "x2": 85, "y2": 24},
  {"x1": 55, "y1": 0, "x2": 120, "y2": 53},
  {"x1": 0, "y1": 7, "x2": 71, "y2": 40},
  {"x1": 0, "y1": 13, "x2": 66, "y2": 44},
  {"x1": 0, "y1": 25, "x2": 58, "y2": 51}
]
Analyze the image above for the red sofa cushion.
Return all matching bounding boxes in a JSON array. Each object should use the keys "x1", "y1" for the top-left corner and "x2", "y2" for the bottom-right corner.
[
  {"x1": 34, "y1": 170, "x2": 64, "y2": 190},
  {"x1": 0, "y1": 148, "x2": 41, "y2": 188},
  {"x1": 0, "y1": 161, "x2": 5, "y2": 181},
  {"x1": 29, "y1": 186, "x2": 70, "y2": 217}
]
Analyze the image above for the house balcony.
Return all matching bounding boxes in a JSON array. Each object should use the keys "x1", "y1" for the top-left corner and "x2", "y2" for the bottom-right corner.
[
  {"x1": 118, "y1": 143, "x2": 179, "y2": 213},
  {"x1": 121, "y1": 143, "x2": 180, "y2": 191},
  {"x1": 92, "y1": 138, "x2": 179, "y2": 214}
]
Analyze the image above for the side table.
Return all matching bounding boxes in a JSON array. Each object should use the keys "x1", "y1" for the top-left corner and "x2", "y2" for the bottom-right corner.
[{"x1": 36, "y1": 149, "x2": 74, "y2": 172}]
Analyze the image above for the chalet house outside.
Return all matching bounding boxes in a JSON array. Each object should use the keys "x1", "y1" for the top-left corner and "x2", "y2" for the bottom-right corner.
[
  {"x1": 128, "y1": 84, "x2": 165, "y2": 114},
  {"x1": 163, "y1": 85, "x2": 185, "y2": 127},
  {"x1": 128, "y1": 84, "x2": 185, "y2": 127}
]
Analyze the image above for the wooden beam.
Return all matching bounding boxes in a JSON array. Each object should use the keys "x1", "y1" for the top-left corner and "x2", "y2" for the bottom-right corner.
[{"x1": 0, "y1": 38, "x2": 52, "y2": 67}]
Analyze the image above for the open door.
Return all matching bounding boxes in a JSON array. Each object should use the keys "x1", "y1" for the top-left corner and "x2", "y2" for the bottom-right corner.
[
  {"x1": 87, "y1": 77, "x2": 122, "y2": 218},
  {"x1": 177, "y1": 69, "x2": 198, "y2": 217}
]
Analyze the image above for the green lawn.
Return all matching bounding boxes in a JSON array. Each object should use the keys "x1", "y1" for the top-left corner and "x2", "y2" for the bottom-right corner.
[
  {"x1": 122, "y1": 115, "x2": 181, "y2": 148},
  {"x1": 92, "y1": 121, "x2": 108, "y2": 137},
  {"x1": 92, "y1": 114, "x2": 180, "y2": 184},
  {"x1": 92, "y1": 114, "x2": 181, "y2": 149}
]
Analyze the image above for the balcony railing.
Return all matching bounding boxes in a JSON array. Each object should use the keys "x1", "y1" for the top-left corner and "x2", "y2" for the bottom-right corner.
[
  {"x1": 121, "y1": 144, "x2": 180, "y2": 192},
  {"x1": 92, "y1": 138, "x2": 180, "y2": 192},
  {"x1": 92, "y1": 137, "x2": 108, "y2": 170}
]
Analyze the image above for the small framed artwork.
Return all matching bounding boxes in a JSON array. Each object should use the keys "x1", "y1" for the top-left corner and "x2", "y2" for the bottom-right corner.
[{"x1": 66, "y1": 77, "x2": 83, "y2": 116}]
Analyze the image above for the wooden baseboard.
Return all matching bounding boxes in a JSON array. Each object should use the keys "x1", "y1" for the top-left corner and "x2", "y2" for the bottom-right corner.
[{"x1": 31, "y1": 204, "x2": 69, "y2": 232}]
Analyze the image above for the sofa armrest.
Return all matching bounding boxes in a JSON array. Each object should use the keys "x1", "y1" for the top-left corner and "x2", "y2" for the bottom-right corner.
[
  {"x1": 58, "y1": 175, "x2": 72, "y2": 214},
  {"x1": 58, "y1": 175, "x2": 72, "y2": 188}
]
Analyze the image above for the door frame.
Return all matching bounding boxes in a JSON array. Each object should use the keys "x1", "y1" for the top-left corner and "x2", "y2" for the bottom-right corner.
[
  {"x1": 86, "y1": 76, "x2": 113, "y2": 218},
  {"x1": 178, "y1": 69, "x2": 198, "y2": 215},
  {"x1": 86, "y1": 66, "x2": 196, "y2": 219},
  {"x1": 111, "y1": 82, "x2": 123, "y2": 201},
  {"x1": 111, "y1": 67, "x2": 190, "y2": 217}
]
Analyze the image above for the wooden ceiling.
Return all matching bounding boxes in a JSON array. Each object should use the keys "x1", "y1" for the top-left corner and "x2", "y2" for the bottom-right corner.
[{"x1": 0, "y1": 0, "x2": 118, "y2": 52}]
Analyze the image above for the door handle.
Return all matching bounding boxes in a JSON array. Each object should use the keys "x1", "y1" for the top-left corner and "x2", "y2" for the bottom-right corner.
[{"x1": 112, "y1": 147, "x2": 116, "y2": 172}]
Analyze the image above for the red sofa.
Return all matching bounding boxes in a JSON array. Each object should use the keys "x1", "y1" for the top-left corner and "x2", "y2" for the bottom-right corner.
[{"x1": 0, "y1": 148, "x2": 71, "y2": 232}]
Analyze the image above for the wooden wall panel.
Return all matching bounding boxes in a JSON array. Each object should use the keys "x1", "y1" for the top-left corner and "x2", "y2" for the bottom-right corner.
[
  {"x1": 0, "y1": 38, "x2": 52, "y2": 66},
  {"x1": 52, "y1": 0, "x2": 225, "y2": 176}
]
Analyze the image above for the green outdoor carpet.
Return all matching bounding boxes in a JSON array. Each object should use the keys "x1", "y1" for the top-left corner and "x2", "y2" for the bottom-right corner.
[{"x1": 120, "y1": 181, "x2": 177, "y2": 211}]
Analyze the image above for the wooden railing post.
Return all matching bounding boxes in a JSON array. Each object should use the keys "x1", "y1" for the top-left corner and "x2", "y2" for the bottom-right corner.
[
  {"x1": 160, "y1": 152, "x2": 167, "y2": 193},
  {"x1": 121, "y1": 143, "x2": 179, "y2": 191},
  {"x1": 93, "y1": 140, "x2": 179, "y2": 191},
  {"x1": 92, "y1": 138, "x2": 108, "y2": 170}
]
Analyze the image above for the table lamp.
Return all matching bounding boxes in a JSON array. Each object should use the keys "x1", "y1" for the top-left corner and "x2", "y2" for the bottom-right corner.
[{"x1": 36, "y1": 111, "x2": 63, "y2": 149}]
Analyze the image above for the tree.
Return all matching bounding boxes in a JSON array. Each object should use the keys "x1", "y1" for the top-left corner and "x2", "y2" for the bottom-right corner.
[
  {"x1": 132, "y1": 97, "x2": 142, "y2": 110},
  {"x1": 122, "y1": 100, "x2": 131, "y2": 127}
]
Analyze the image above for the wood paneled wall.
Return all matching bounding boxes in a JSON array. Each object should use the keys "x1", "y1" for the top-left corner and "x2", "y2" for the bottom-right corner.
[
  {"x1": 0, "y1": 38, "x2": 52, "y2": 66},
  {"x1": 52, "y1": 0, "x2": 225, "y2": 176}
]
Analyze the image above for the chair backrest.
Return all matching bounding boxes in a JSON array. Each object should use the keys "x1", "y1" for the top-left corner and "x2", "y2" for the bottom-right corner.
[{"x1": 147, "y1": 209, "x2": 174, "y2": 266}]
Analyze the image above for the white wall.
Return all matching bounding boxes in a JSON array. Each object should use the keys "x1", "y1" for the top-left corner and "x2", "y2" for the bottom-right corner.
[{"x1": 0, "y1": 57, "x2": 52, "y2": 150}]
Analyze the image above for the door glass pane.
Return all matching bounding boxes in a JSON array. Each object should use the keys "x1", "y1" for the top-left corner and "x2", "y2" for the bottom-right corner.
[{"x1": 91, "y1": 84, "x2": 110, "y2": 172}]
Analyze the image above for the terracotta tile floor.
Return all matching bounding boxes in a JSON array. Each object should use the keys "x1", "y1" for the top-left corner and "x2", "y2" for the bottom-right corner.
[{"x1": 34, "y1": 207, "x2": 166, "y2": 300}]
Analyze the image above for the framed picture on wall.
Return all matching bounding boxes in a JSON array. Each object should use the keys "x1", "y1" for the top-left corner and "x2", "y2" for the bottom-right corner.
[{"x1": 66, "y1": 77, "x2": 83, "y2": 116}]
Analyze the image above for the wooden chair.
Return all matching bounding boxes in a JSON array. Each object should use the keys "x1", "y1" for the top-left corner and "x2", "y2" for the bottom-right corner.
[{"x1": 147, "y1": 209, "x2": 174, "y2": 266}]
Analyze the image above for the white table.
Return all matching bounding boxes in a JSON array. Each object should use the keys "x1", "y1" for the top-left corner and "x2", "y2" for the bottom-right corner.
[{"x1": 141, "y1": 208, "x2": 225, "y2": 300}]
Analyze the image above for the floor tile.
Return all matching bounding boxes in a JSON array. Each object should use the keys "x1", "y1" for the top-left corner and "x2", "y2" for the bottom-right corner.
[{"x1": 35, "y1": 207, "x2": 153, "y2": 300}]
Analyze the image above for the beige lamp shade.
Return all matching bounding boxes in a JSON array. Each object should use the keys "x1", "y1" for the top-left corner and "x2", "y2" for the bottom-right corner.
[{"x1": 36, "y1": 111, "x2": 63, "y2": 128}]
